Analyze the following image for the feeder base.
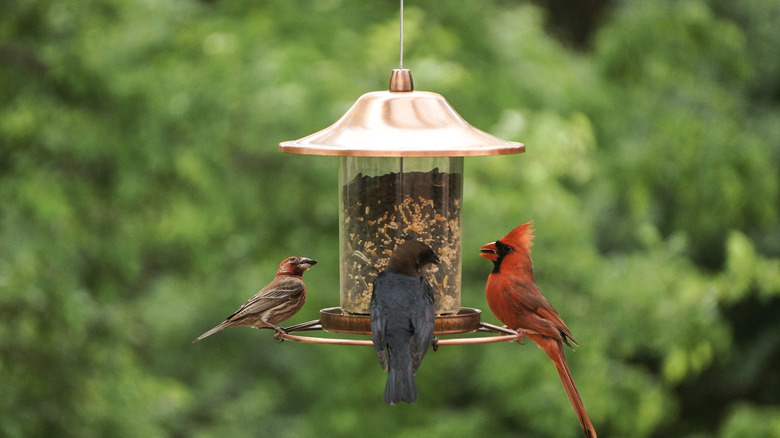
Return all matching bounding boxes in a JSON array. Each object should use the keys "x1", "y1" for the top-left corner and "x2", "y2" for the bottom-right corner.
[{"x1": 319, "y1": 306, "x2": 482, "y2": 335}]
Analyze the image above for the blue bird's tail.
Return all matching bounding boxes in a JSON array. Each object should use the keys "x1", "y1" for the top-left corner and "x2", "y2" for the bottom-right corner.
[{"x1": 384, "y1": 360, "x2": 417, "y2": 405}]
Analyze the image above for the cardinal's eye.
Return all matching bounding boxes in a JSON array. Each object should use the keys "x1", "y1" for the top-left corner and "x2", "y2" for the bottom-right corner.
[{"x1": 496, "y1": 241, "x2": 513, "y2": 255}]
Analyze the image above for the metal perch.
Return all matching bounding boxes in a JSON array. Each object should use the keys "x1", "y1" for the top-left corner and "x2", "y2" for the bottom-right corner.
[{"x1": 274, "y1": 320, "x2": 524, "y2": 346}]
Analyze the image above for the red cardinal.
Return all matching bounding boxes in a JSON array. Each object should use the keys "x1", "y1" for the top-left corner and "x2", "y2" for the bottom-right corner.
[
  {"x1": 480, "y1": 222, "x2": 596, "y2": 438},
  {"x1": 194, "y1": 256, "x2": 317, "y2": 342}
]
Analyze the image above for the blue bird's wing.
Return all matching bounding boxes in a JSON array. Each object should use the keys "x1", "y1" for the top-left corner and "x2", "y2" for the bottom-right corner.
[
  {"x1": 410, "y1": 277, "x2": 436, "y2": 373},
  {"x1": 370, "y1": 273, "x2": 389, "y2": 371}
]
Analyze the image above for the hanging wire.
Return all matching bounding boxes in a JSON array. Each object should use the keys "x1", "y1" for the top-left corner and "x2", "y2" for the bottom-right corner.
[
  {"x1": 399, "y1": 0, "x2": 405, "y2": 174},
  {"x1": 399, "y1": 0, "x2": 404, "y2": 69}
]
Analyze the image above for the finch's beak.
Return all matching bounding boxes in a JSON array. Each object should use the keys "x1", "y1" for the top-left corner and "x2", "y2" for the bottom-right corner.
[
  {"x1": 300, "y1": 258, "x2": 317, "y2": 270},
  {"x1": 479, "y1": 242, "x2": 498, "y2": 262}
]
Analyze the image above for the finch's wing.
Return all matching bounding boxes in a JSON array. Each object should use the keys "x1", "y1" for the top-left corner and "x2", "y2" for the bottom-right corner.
[
  {"x1": 410, "y1": 277, "x2": 436, "y2": 373},
  {"x1": 225, "y1": 276, "x2": 304, "y2": 323},
  {"x1": 370, "y1": 273, "x2": 389, "y2": 371},
  {"x1": 194, "y1": 276, "x2": 304, "y2": 342}
]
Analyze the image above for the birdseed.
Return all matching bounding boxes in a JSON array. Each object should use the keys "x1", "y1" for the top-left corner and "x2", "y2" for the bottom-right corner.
[{"x1": 340, "y1": 169, "x2": 462, "y2": 315}]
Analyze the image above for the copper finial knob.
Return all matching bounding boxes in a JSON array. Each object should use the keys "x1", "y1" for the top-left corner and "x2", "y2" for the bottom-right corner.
[{"x1": 389, "y1": 69, "x2": 413, "y2": 92}]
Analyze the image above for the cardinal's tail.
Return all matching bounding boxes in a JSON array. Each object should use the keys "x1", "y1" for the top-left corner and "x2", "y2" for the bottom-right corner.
[
  {"x1": 535, "y1": 335, "x2": 597, "y2": 438},
  {"x1": 384, "y1": 346, "x2": 418, "y2": 405}
]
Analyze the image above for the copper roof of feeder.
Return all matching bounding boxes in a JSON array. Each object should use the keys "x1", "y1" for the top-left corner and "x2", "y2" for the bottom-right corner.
[{"x1": 279, "y1": 69, "x2": 525, "y2": 157}]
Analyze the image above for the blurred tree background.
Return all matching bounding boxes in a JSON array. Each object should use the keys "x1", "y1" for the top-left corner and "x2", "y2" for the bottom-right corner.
[{"x1": 2, "y1": 0, "x2": 779, "y2": 436}]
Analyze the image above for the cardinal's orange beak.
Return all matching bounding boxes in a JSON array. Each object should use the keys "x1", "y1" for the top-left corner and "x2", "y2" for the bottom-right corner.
[{"x1": 479, "y1": 241, "x2": 498, "y2": 262}]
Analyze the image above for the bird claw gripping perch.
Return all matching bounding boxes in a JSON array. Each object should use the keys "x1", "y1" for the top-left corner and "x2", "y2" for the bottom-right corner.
[
  {"x1": 273, "y1": 328, "x2": 288, "y2": 342},
  {"x1": 513, "y1": 327, "x2": 527, "y2": 345}
]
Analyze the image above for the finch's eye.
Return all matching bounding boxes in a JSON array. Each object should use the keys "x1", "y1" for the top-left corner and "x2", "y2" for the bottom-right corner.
[{"x1": 289, "y1": 257, "x2": 299, "y2": 263}]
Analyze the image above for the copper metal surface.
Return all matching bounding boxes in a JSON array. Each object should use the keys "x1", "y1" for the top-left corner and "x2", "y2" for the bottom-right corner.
[
  {"x1": 389, "y1": 68, "x2": 413, "y2": 92},
  {"x1": 279, "y1": 70, "x2": 525, "y2": 157},
  {"x1": 318, "y1": 306, "x2": 483, "y2": 335}
]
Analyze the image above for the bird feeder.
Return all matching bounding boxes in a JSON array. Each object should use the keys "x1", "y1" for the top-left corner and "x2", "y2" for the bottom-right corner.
[{"x1": 279, "y1": 69, "x2": 524, "y2": 339}]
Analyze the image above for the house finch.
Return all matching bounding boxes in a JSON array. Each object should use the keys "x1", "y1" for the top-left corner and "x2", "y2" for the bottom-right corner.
[
  {"x1": 370, "y1": 240, "x2": 438, "y2": 405},
  {"x1": 480, "y1": 221, "x2": 596, "y2": 438},
  {"x1": 193, "y1": 256, "x2": 317, "y2": 342}
]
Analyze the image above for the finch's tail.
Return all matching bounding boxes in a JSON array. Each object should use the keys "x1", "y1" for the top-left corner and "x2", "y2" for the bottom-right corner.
[
  {"x1": 534, "y1": 334, "x2": 597, "y2": 438},
  {"x1": 193, "y1": 321, "x2": 231, "y2": 343},
  {"x1": 384, "y1": 352, "x2": 418, "y2": 405}
]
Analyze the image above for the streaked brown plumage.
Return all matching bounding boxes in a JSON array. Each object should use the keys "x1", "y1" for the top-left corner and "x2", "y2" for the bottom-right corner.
[{"x1": 193, "y1": 256, "x2": 316, "y2": 342}]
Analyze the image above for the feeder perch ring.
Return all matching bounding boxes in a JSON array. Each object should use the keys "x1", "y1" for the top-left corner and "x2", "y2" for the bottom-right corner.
[{"x1": 274, "y1": 310, "x2": 523, "y2": 346}]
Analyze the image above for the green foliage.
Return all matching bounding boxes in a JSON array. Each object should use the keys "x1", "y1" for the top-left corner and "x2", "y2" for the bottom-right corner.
[
  {"x1": 591, "y1": 0, "x2": 779, "y2": 268},
  {"x1": 1, "y1": 0, "x2": 779, "y2": 437},
  {"x1": 720, "y1": 403, "x2": 780, "y2": 438}
]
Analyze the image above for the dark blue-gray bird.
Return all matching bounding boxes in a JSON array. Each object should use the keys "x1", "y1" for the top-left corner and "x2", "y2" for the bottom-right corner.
[{"x1": 370, "y1": 240, "x2": 439, "y2": 405}]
